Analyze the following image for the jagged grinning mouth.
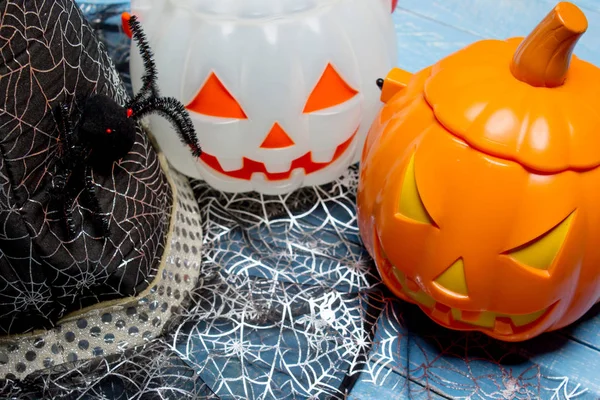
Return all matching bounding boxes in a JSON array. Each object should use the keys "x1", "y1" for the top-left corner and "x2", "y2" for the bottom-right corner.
[
  {"x1": 373, "y1": 232, "x2": 553, "y2": 335},
  {"x1": 198, "y1": 131, "x2": 357, "y2": 181},
  {"x1": 389, "y1": 266, "x2": 554, "y2": 335}
]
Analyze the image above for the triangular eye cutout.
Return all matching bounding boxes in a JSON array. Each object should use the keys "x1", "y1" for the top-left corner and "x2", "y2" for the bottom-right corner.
[
  {"x1": 186, "y1": 72, "x2": 247, "y2": 119},
  {"x1": 507, "y1": 212, "x2": 574, "y2": 271},
  {"x1": 303, "y1": 64, "x2": 358, "y2": 113},
  {"x1": 397, "y1": 152, "x2": 435, "y2": 225}
]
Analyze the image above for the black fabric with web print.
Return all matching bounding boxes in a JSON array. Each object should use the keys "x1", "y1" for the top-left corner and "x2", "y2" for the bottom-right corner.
[{"x1": 0, "y1": 0, "x2": 172, "y2": 335}]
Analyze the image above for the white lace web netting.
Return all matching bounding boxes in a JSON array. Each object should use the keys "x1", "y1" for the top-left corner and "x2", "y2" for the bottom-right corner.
[
  {"x1": 0, "y1": 2, "x2": 596, "y2": 399},
  {"x1": 4, "y1": 163, "x2": 581, "y2": 400},
  {"x1": 2, "y1": 165, "x2": 397, "y2": 399},
  {"x1": 185, "y1": 166, "x2": 383, "y2": 399}
]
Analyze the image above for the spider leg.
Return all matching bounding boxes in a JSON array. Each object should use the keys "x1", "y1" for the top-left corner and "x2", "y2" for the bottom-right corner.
[
  {"x1": 48, "y1": 168, "x2": 74, "y2": 238},
  {"x1": 49, "y1": 168, "x2": 71, "y2": 199},
  {"x1": 53, "y1": 103, "x2": 77, "y2": 162},
  {"x1": 127, "y1": 15, "x2": 160, "y2": 105},
  {"x1": 131, "y1": 97, "x2": 202, "y2": 158},
  {"x1": 63, "y1": 191, "x2": 78, "y2": 241},
  {"x1": 83, "y1": 165, "x2": 110, "y2": 238},
  {"x1": 51, "y1": 104, "x2": 88, "y2": 240},
  {"x1": 56, "y1": 103, "x2": 76, "y2": 148},
  {"x1": 125, "y1": 15, "x2": 202, "y2": 158}
]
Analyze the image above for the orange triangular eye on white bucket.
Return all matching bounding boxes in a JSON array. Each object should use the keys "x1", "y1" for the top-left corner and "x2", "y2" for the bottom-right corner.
[{"x1": 186, "y1": 72, "x2": 247, "y2": 119}]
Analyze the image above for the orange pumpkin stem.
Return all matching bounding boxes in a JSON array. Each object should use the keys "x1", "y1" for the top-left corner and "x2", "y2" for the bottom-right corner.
[{"x1": 510, "y1": 1, "x2": 587, "y2": 88}]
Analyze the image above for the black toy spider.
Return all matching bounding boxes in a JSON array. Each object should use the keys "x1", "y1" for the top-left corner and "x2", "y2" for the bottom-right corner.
[{"x1": 49, "y1": 14, "x2": 201, "y2": 240}]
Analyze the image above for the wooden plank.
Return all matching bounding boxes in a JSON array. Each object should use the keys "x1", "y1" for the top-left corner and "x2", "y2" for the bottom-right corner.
[
  {"x1": 369, "y1": 302, "x2": 600, "y2": 399},
  {"x1": 559, "y1": 304, "x2": 600, "y2": 352},
  {"x1": 397, "y1": 0, "x2": 600, "y2": 65},
  {"x1": 392, "y1": 9, "x2": 481, "y2": 73},
  {"x1": 513, "y1": 330, "x2": 600, "y2": 399},
  {"x1": 349, "y1": 367, "x2": 448, "y2": 400}
]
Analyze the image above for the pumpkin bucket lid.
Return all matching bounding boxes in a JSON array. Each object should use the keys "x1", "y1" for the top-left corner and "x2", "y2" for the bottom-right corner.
[{"x1": 424, "y1": 1, "x2": 600, "y2": 173}]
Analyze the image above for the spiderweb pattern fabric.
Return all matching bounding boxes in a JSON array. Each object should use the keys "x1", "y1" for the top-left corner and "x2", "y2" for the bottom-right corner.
[
  {"x1": 184, "y1": 167, "x2": 382, "y2": 399},
  {"x1": 180, "y1": 170, "x2": 596, "y2": 400},
  {"x1": 1, "y1": 163, "x2": 594, "y2": 399},
  {"x1": 0, "y1": 0, "x2": 171, "y2": 335},
  {"x1": 0, "y1": 2, "x2": 596, "y2": 399}
]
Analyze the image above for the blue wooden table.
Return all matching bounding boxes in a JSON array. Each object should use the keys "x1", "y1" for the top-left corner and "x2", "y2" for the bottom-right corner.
[
  {"x1": 74, "y1": 1, "x2": 600, "y2": 399},
  {"x1": 349, "y1": 1, "x2": 600, "y2": 398}
]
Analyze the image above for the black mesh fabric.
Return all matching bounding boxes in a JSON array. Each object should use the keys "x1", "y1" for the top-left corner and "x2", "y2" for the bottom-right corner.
[{"x1": 0, "y1": 0, "x2": 172, "y2": 335}]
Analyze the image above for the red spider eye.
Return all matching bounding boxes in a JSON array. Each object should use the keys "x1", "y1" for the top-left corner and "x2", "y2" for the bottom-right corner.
[{"x1": 106, "y1": 128, "x2": 112, "y2": 134}]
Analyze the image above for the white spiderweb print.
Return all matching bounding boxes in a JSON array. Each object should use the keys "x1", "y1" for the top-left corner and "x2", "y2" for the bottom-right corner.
[
  {"x1": 0, "y1": 2, "x2": 598, "y2": 399},
  {"x1": 2, "y1": 162, "x2": 596, "y2": 399},
  {"x1": 176, "y1": 167, "x2": 598, "y2": 400},
  {"x1": 0, "y1": 0, "x2": 171, "y2": 335},
  {"x1": 182, "y1": 166, "x2": 385, "y2": 399}
]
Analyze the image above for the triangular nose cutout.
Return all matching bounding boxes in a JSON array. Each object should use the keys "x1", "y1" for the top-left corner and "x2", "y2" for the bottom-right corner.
[
  {"x1": 260, "y1": 123, "x2": 295, "y2": 149},
  {"x1": 434, "y1": 258, "x2": 468, "y2": 296}
]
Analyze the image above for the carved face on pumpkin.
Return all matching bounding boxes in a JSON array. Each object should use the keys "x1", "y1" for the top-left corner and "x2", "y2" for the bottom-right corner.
[
  {"x1": 129, "y1": 0, "x2": 398, "y2": 194},
  {"x1": 357, "y1": 2, "x2": 600, "y2": 341}
]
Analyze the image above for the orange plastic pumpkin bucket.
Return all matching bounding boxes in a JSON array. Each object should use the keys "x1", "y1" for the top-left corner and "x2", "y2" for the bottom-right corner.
[{"x1": 357, "y1": 1, "x2": 600, "y2": 341}]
